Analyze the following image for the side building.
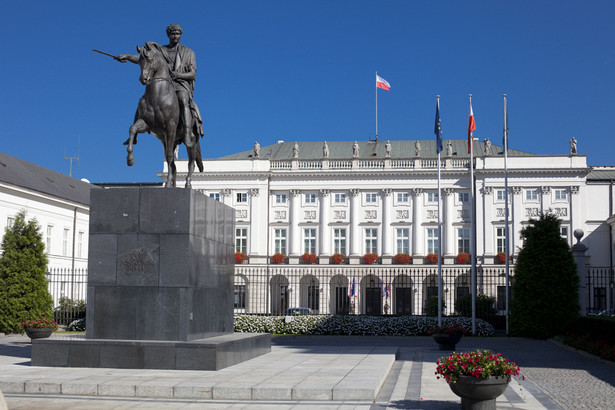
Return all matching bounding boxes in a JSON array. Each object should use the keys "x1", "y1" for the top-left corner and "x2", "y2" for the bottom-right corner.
[
  {"x1": 0, "y1": 152, "x2": 98, "y2": 305},
  {"x1": 165, "y1": 140, "x2": 615, "y2": 318}
]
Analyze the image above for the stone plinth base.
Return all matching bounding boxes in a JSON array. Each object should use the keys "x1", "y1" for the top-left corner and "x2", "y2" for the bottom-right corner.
[{"x1": 31, "y1": 333, "x2": 270, "y2": 370}]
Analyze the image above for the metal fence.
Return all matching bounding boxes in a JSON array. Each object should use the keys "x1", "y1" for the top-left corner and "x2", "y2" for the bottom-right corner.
[
  {"x1": 587, "y1": 267, "x2": 614, "y2": 315},
  {"x1": 46, "y1": 267, "x2": 88, "y2": 325}
]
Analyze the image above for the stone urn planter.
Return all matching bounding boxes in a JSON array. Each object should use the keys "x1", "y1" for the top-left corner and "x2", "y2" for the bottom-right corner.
[
  {"x1": 25, "y1": 328, "x2": 54, "y2": 339},
  {"x1": 432, "y1": 333, "x2": 463, "y2": 350},
  {"x1": 449, "y1": 375, "x2": 510, "y2": 410}
]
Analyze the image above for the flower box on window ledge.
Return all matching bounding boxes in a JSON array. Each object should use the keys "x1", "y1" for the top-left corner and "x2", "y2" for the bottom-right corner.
[
  {"x1": 272, "y1": 252, "x2": 286, "y2": 264},
  {"x1": 363, "y1": 253, "x2": 378, "y2": 264},
  {"x1": 235, "y1": 251, "x2": 247, "y2": 264},
  {"x1": 394, "y1": 253, "x2": 412, "y2": 264},
  {"x1": 426, "y1": 253, "x2": 440, "y2": 264},
  {"x1": 331, "y1": 253, "x2": 345, "y2": 264},
  {"x1": 455, "y1": 252, "x2": 471, "y2": 264},
  {"x1": 301, "y1": 252, "x2": 317, "y2": 264},
  {"x1": 496, "y1": 252, "x2": 509, "y2": 264}
]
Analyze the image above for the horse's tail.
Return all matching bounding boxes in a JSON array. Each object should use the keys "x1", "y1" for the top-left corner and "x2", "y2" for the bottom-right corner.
[{"x1": 195, "y1": 139, "x2": 204, "y2": 172}]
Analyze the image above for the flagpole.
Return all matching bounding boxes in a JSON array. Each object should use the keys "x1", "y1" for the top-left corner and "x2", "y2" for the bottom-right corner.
[
  {"x1": 469, "y1": 94, "x2": 476, "y2": 335},
  {"x1": 503, "y1": 94, "x2": 510, "y2": 336},
  {"x1": 375, "y1": 71, "x2": 378, "y2": 140},
  {"x1": 436, "y1": 95, "x2": 443, "y2": 328}
]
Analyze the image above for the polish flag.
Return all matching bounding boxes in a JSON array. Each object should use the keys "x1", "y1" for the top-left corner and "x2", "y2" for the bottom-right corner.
[
  {"x1": 468, "y1": 102, "x2": 476, "y2": 154},
  {"x1": 376, "y1": 75, "x2": 390, "y2": 91}
]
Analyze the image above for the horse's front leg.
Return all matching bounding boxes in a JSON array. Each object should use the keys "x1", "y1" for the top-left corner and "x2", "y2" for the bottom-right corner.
[
  {"x1": 164, "y1": 139, "x2": 177, "y2": 188},
  {"x1": 125, "y1": 119, "x2": 148, "y2": 166}
]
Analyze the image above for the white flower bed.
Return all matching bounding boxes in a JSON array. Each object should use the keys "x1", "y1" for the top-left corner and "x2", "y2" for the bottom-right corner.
[{"x1": 234, "y1": 315, "x2": 495, "y2": 336}]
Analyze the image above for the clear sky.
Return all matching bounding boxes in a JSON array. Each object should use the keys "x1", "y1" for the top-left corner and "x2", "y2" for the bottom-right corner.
[{"x1": 2, "y1": 1, "x2": 614, "y2": 183}]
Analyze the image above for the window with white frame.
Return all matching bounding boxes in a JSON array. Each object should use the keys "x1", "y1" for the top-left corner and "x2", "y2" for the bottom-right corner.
[
  {"x1": 457, "y1": 228, "x2": 470, "y2": 254},
  {"x1": 365, "y1": 228, "x2": 378, "y2": 254},
  {"x1": 365, "y1": 192, "x2": 378, "y2": 204},
  {"x1": 209, "y1": 192, "x2": 220, "y2": 201},
  {"x1": 427, "y1": 192, "x2": 439, "y2": 203},
  {"x1": 334, "y1": 193, "x2": 347, "y2": 204},
  {"x1": 397, "y1": 192, "x2": 409, "y2": 203},
  {"x1": 6, "y1": 216, "x2": 15, "y2": 229},
  {"x1": 304, "y1": 228, "x2": 316, "y2": 254},
  {"x1": 333, "y1": 228, "x2": 346, "y2": 255},
  {"x1": 304, "y1": 193, "x2": 316, "y2": 204},
  {"x1": 46, "y1": 225, "x2": 53, "y2": 253},
  {"x1": 274, "y1": 228, "x2": 287, "y2": 254},
  {"x1": 496, "y1": 227, "x2": 506, "y2": 253},
  {"x1": 560, "y1": 226, "x2": 569, "y2": 241},
  {"x1": 496, "y1": 189, "x2": 506, "y2": 202},
  {"x1": 427, "y1": 228, "x2": 439, "y2": 254},
  {"x1": 77, "y1": 231, "x2": 84, "y2": 258},
  {"x1": 236, "y1": 192, "x2": 248, "y2": 203},
  {"x1": 458, "y1": 192, "x2": 469, "y2": 203},
  {"x1": 396, "y1": 228, "x2": 409, "y2": 254},
  {"x1": 275, "y1": 193, "x2": 287, "y2": 204},
  {"x1": 525, "y1": 189, "x2": 538, "y2": 201},
  {"x1": 554, "y1": 189, "x2": 567, "y2": 201},
  {"x1": 235, "y1": 227, "x2": 248, "y2": 253},
  {"x1": 63, "y1": 228, "x2": 70, "y2": 256}
]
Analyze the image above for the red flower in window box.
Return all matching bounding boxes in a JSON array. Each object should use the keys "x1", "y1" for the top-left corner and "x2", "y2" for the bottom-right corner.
[
  {"x1": 331, "y1": 253, "x2": 345, "y2": 264},
  {"x1": 363, "y1": 253, "x2": 378, "y2": 264},
  {"x1": 456, "y1": 252, "x2": 471, "y2": 264},
  {"x1": 496, "y1": 252, "x2": 506, "y2": 264},
  {"x1": 235, "y1": 252, "x2": 247, "y2": 264},
  {"x1": 394, "y1": 253, "x2": 411, "y2": 264},
  {"x1": 272, "y1": 252, "x2": 285, "y2": 264},
  {"x1": 301, "y1": 252, "x2": 317, "y2": 264},
  {"x1": 426, "y1": 253, "x2": 439, "y2": 264}
]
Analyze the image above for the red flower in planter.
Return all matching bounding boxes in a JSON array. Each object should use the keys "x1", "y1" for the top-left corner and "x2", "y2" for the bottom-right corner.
[
  {"x1": 496, "y1": 252, "x2": 506, "y2": 264},
  {"x1": 235, "y1": 252, "x2": 247, "y2": 264},
  {"x1": 363, "y1": 253, "x2": 378, "y2": 264},
  {"x1": 301, "y1": 252, "x2": 317, "y2": 264},
  {"x1": 272, "y1": 252, "x2": 285, "y2": 264},
  {"x1": 394, "y1": 253, "x2": 411, "y2": 264},
  {"x1": 331, "y1": 253, "x2": 345, "y2": 264},
  {"x1": 456, "y1": 252, "x2": 471, "y2": 264},
  {"x1": 426, "y1": 253, "x2": 439, "y2": 264}
]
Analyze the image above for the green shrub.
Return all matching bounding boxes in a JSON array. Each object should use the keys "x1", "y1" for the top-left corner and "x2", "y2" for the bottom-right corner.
[
  {"x1": 67, "y1": 318, "x2": 86, "y2": 332},
  {"x1": 0, "y1": 211, "x2": 53, "y2": 333},
  {"x1": 455, "y1": 294, "x2": 497, "y2": 320},
  {"x1": 568, "y1": 316, "x2": 615, "y2": 345},
  {"x1": 424, "y1": 295, "x2": 446, "y2": 317},
  {"x1": 510, "y1": 213, "x2": 579, "y2": 339}
]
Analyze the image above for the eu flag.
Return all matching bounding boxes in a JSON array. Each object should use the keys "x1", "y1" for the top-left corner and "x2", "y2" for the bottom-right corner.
[{"x1": 434, "y1": 99, "x2": 443, "y2": 153}]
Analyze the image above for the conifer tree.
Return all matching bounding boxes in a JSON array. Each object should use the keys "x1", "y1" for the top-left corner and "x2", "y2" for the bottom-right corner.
[
  {"x1": 0, "y1": 210, "x2": 53, "y2": 333},
  {"x1": 510, "y1": 213, "x2": 579, "y2": 338}
]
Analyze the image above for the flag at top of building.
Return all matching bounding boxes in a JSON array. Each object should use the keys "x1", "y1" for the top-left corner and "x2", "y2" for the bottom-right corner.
[
  {"x1": 434, "y1": 98, "x2": 443, "y2": 153},
  {"x1": 376, "y1": 74, "x2": 390, "y2": 91},
  {"x1": 468, "y1": 100, "x2": 476, "y2": 153}
]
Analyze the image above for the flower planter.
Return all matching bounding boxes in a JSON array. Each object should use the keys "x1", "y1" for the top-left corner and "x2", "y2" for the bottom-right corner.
[
  {"x1": 449, "y1": 375, "x2": 510, "y2": 410},
  {"x1": 432, "y1": 333, "x2": 463, "y2": 350},
  {"x1": 25, "y1": 328, "x2": 54, "y2": 339}
]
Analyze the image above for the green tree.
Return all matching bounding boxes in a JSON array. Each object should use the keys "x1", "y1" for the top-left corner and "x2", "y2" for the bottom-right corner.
[
  {"x1": 455, "y1": 293, "x2": 497, "y2": 320},
  {"x1": 0, "y1": 210, "x2": 53, "y2": 333},
  {"x1": 510, "y1": 213, "x2": 579, "y2": 339}
]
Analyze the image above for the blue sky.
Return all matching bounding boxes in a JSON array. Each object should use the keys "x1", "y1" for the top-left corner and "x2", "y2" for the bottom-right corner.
[{"x1": 2, "y1": 1, "x2": 614, "y2": 183}]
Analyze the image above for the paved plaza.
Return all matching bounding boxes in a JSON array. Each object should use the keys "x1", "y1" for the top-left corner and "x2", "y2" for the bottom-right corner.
[{"x1": 1, "y1": 333, "x2": 614, "y2": 409}]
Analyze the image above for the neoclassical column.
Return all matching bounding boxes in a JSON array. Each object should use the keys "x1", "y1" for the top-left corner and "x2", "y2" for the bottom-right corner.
[
  {"x1": 381, "y1": 188, "x2": 393, "y2": 257},
  {"x1": 443, "y1": 188, "x2": 455, "y2": 258},
  {"x1": 481, "y1": 186, "x2": 493, "y2": 257},
  {"x1": 511, "y1": 187, "x2": 523, "y2": 257},
  {"x1": 319, "y1": 189, "x2": 331, "y2": 260},
  {"x1": 540, "y1": 186, "x2": 551, "y2": 215},
  {"x1": 412, "y1": 188, "x2": 424, "y2": 259},
  {"x1": 349, "y1": 189, "x2": 361, "y2": 260},
  {"x1": 221, "y1": 188, "x2": 232, "y2": 206},
  {"x1": 289, "y1": 189, "x2": 301, "y2": 257}
]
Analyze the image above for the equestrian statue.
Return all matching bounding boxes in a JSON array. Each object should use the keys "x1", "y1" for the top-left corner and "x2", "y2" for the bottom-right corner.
[{"x1": 99, "y1": 23, "x2": 204, "y2": 188}]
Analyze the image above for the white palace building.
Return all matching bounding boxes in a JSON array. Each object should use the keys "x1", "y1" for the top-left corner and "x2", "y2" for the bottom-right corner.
[{"x1": 163, "y1": 139, "x2": 615, "y2": 319}]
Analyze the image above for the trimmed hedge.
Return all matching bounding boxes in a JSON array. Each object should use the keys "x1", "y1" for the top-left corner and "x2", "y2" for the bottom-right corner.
[
  {"x1": 568, "y1": 316, "x2": 615, "y2": 345},
  {"x1": 234, "y1": 314, "x2": 495, "y2": 336}
]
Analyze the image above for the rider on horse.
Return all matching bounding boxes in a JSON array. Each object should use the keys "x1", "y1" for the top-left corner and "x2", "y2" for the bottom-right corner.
[{"x1": 117, "y1": 23, "x2": 203, "y2": 148}]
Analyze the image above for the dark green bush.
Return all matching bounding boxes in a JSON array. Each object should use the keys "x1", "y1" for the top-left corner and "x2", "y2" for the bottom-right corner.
[
  {"x1": 0, "y1": 211, "x2": 53, "y2": 333},
  {"x1": 424, "y1": 295, "x2": 446, "y2": 317},
  {"x1": 510, "y1": 213, "x2": 579, "y2": 339},
  {"x1": 455, "y1": 294, "x2": 497, "y2": 320},
  {"x1": 568, "y1": 316, "x2": 615, "y2": 345}
]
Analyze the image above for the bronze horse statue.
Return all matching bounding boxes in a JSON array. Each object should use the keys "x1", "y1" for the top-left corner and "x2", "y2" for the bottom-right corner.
[{"x1": 123, "y1": 41, "x2": 203, "y2": 188}]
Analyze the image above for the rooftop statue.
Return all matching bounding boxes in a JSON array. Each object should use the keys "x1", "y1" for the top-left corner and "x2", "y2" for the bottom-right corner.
[
  {"x1": 352, "y1": 141, "x2": 360, "y2": 158},
  {"x1": 253, "y1": 141, "x2": 260, "y2": 158},
  {"x1": 323, "y1": 141, "x2": 329, "y2": 158},
  {"x1": 484, "y1": 138, "x2": 491, "y2": 156},
  {"x1": 415, "y1": 141, "x2": 421, "y2": 157},
  {"x1": 570, "y1": 137, "x2": 577, "y2": 155}
]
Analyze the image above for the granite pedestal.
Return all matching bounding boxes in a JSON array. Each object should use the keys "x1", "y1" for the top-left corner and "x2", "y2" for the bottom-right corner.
[{"x1": 32, "y1": 188, "x2": 270, "y2": 370}]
